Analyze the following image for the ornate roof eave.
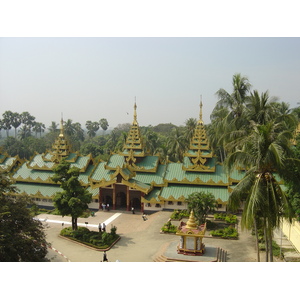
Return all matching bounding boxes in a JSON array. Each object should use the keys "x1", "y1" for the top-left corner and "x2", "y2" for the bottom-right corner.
[
  {"x1": 11, "y1": 190, "x2": 53, "y2": 200},
  {"x1": 184, "y1": 152, "x2": 213, "y2": 158},
  {"x1": 158, "y1": 194, "x2": 186, "y2": 202},
  {"x1": 90, "y1": 178, "x2": 117, "y2": 189},
  {"x1": 141, "y1": 196, "x2": 162, "y2": 204},
  {"x1": 110, "y1": 165, "x2": 136, "y2": 181},
  {"x1": 163, "y1": 176, "x2": 227, "y2": 186},
  {"x1": 26, "y1": 162, "x2": 54, "y2": 171},
  {"x1": 121, "y1": 179, "x2": 152, "y2": 194},
  {"x1": 181, "y1": 165, "x2": 216, "y2": 173},
  {"x1": 13, "y1": 175, "x2": 56, "y2": 185}
]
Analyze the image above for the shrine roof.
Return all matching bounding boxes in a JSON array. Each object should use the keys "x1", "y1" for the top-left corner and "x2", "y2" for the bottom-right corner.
[
  {"x1": 134, "y1": 156, "x2": 159, "y2": 170},
  {"x1": 70, "y1": 155, "x2": 91, "y2": 171},
  {"x1": 28, "y1": 153, "x2": 55, "y2": 169},
  {"x1": 78, "y1": 164, "x2": 95, "y2": 185},
  {"x1": 13, "y1": 182, "x2": 61, "y2": 198},
  {"x1": 107, "y1": 154, "x2": 125, "y2": 169},
  {"x1": 159, "y1": 184, "x2": 229, "y2": 203},
  {"x1": 90, "y1": 161, "x2": 113, "y2": 181},
  {"x1": 127, "y1": 178, "x2": 151, "y2": 193},
  {"x1": 13, "y1": 163, "x2": 54, "y2": 183},
  {"x1": 165, "y1": 162, "x2": 228, "y2": 185},
  {"x1": 142, "y1": 188, "x2": 161, "y2": 202},
  {"x1": 134, "y1": 164, "x2": 166, "y2": 185}
]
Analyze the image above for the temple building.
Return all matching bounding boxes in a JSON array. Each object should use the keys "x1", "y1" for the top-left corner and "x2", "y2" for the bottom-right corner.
[{"x1": 4, "y1": 102, "x2": 244, "y2": 212}]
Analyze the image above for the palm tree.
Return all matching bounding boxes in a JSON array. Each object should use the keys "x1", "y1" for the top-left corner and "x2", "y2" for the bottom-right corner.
[
  {"x1": 2, "y1": 110, "x2": 13, "y2": 137},
  {"x1": 63, "y1": 119, "x2": 76, "y2": 136},
  {"x1": 215, "y1": 73, "x2": 251, "y2": 120},
  {"x1": 11, "y1": 112, "x2": 21, "y2": 138},
  {"x1": 48, "y1": 121, "x2": 59, "y2": 133},
  {"x1": 245, "y1": 90, "x2": 277, "y2": 125},
  {"x1": 85, "y1": 121, "x2": 100, "y2": 138},
  {"x1": 225, "y1": 121, "x2": 298, "y2": 261},
  {"x1": 33, "y1": 122, "x2": 45, "y2": 138},
  {"x1": 167, "y1": 127, "x2": 187, "y2": 162},
  {"x1": 207, "y1": 105, "x2": 230, "y2": 162},
  {"x1": 184, "y1": 118, "x2": 197, "y2": 143},
  {"x1": 144, "y1": 129, "x2": 160, "y2": 155},
  {"x1": 99, "y1": 118, "x2": 109, "y2": 135}
]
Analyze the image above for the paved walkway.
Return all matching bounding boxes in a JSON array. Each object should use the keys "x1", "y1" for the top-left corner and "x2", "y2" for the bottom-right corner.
[{"x1": 40, "y1": 210, "x2": 296, "y2": 262}]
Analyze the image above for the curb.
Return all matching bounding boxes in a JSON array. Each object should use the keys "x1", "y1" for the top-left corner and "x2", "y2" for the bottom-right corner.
[{"x1": 48, "y1": 244, "x2": 71, "y2": 262}]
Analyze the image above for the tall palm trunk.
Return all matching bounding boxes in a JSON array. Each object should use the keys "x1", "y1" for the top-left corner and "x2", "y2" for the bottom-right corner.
[
  {"x1": 264, "y1": 218, "x2": 269, "y2": 262},
  {"x1": 253, "y1": 217, "x2": 260, "y2": 262},
  {"x1": 269, "y1": 234, "x2": 273, "y2": 262}
]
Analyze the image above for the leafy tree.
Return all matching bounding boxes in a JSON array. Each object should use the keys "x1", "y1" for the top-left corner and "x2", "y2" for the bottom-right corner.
[
  {"x1": 51, "y1": 160, "x2": 92, "y2": 230},
  {"x1": 2, "y1": 111, "x2": 13, "y2": 137},
  {"x1": 64, "y1": 119, "x2": 76, "y2": 136},
  {"x1": 85, "y1": 121, "x2": 100, "y2": 138},
  {"x1": 184, "y1": 117, "x2": 197, "y2": 143},
  {"x1": 186, "y1": 192, "x2": 218, "y2": 224},
  {"x1": 99, "y1": 118, "x2": 109, "y2": 134},
  {"x1": 32, "y1": 122, "x2": 46, "y2": 138},
  {"x1": 11, "y1": 112, "x2": 21, "y2": 138},
  {"x1": 48, "y1": 121, "x2": 59, "y2": 133},
  {"x1": 167, "y1": 127, "x2": 187, "y2": 162},
  {"x1": 0, "y1": 172, "x2": 48, "y2": 261}
]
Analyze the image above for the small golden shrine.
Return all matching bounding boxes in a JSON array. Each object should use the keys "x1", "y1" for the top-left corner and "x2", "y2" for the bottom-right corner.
[{"x1": 176, "y1": 210, "x2": 206, "y2": 256}]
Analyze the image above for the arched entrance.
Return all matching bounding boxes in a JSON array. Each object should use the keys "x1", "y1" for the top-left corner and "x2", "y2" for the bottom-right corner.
[{"x1": 99, "y1": 184, "x2": 142, "y2": 211}]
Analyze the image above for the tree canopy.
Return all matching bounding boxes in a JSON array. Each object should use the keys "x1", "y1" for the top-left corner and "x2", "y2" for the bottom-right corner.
[
  {"x1": 51, "y1": 160, "x2": 92, "y2": 230},
  {"x1": 0, "y1": 172, "x2": 48, "y2": 261}
]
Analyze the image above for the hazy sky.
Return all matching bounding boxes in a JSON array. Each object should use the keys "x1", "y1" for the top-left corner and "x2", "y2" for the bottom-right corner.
[{"x1": 1, "y1": 37, "x2": 300, "y2": 129}]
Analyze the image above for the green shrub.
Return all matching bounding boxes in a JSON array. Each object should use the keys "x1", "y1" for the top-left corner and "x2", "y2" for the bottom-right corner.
[
  {"x1": 73, "y1": 227, "x2": 90, "y2": 239},
  {"x1": 170, "y1": 210, "x2": 189, "y2": 220},
  {"x1": 60, "y1": 227, "x2": 74, "y2": 237},
  {"x1": 225, "y1": 214, "x2": 237, "y2": 224},
  {"x1": 161, "y1": 221, "x2": 178, "y2": 233},
  {"x1": 211, "y1": 226, "x2": 238, "y2": 239}
]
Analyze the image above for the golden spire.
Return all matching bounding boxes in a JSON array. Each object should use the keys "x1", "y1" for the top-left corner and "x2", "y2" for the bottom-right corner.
[
  {"x1": 59, "y1": 114, "x2": 64, "y2": 137},
  {"x1": 198, "y1": 97, "x2": 204, "y2": 125},
  {"x1": 133, "y1": 98, "x2": 138, "y2": 126},
  {"x1": 186, "y1": 210, "x2": 198, "y2": 229}
]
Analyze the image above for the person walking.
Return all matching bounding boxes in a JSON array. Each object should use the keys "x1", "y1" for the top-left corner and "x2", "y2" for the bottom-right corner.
[
  {"x1": 142, "y1": 213, "x2": 148, "y2": 221},
  {"x1": 106, "y1": 203, "x2": 110, "y2": 211},
  {"x1": 98, "y1": 223, "x2": 102, "y2": 232},
  {"x1": 131, "y1": 206, "x2": 135, "y2": 214},
  {"x1": 102, "y1": 251, "x2": 108, "y2": 262},
  {"x1": 102, "y1": 222, "x2": 106, "y2": 232}
]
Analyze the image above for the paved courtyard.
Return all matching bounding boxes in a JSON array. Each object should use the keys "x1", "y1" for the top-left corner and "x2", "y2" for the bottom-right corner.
[{"x1": 40, "y1": 210, "x2": 263, "y2": 262}]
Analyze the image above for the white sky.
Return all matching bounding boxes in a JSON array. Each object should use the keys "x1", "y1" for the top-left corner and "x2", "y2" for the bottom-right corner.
[{"x1": 1, "y1": 2, "x2": 300, "y2": 131}]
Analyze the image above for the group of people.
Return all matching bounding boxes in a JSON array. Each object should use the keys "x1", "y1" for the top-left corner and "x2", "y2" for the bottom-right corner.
[
  {"x1": 98, "y1": 222, "x2": 106, "y2": 232},
  {"x1": 101, "y1": 203, "x2": 110, "y2": 211}
]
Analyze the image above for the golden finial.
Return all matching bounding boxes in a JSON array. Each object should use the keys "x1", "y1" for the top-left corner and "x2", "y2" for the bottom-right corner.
[
  {"x1": 59, "y1": 113, "x2": 64, "y2": 137},
  {"x1": 186, "y1": 210, "x2": 198, "y2": 229},
  {"x1": 198, "y1": 97, "x2": 204, "y2": 125},
  {"x1": 133, "y1": 97, "x2": 138, "y2": 125}
]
